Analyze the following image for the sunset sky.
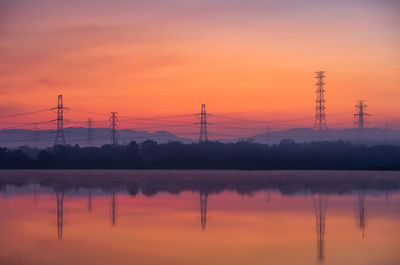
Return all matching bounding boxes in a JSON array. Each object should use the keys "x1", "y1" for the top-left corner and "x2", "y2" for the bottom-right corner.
[{"x1": 0, "y1": 0, "x2": 399, "y2": 134}]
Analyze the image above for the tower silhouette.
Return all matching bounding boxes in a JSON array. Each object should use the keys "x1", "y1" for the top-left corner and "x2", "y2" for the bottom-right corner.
[
  {"x1": 266, "y1": 126, "x2": 271, "y2": 144},
  {"x1": 56, "y1": 190, "x2": 65, "y2": 240},
  {"x1": 88, "y1": 189, "x2": 92, "y2": 212},
  {"x1": 314, "y1": 71, "x2": 327, "y2": 132},
  {"x1": 354, "y1": 101, "x2": 370, "y2": 129},
  {"x1": 110, "y1": 187, "x2": 118, "y2": 226},
  {"x1": 109, "y1": 112, "x2": 118, "y2": 146},
  {"x1": 87, "y1": 118, "x2": 93, "y2": 146},
  {"x1": 54, "y1": 95, "x2": 66, "y2": 145},
  {"x1": 313, "y1": 194, "x2": 328, "y2": 263},
  {"x1": 355, "y1": 191, "x2": 366, "y2": 237},
  {"x1": 199, "y1": 104, "x2": 208, "y2": 142},
  {"x1": 200, "y1": 192, "x2": 208, "y2": 231},
  {"x1": 33, "y1": 183, "x2": 39, "y2": 204},
  {"x1": 33, "y1": 123, "x2": 39, "y2": 147}
]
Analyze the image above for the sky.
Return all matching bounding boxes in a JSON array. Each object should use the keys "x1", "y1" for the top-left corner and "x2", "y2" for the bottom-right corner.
[{"x1": 0, "y1": 0, "x2": 399, "y2": 136}]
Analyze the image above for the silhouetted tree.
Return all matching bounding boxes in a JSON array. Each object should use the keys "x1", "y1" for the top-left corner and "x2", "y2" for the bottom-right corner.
[{"x1": 0, "y1": 141, "x2": 399, "y2": 170}]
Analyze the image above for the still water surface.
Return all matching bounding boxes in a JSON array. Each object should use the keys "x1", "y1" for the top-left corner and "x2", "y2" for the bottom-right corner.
[{"x1": 0, "y1": 170, "x2": 399, "y2": 265}]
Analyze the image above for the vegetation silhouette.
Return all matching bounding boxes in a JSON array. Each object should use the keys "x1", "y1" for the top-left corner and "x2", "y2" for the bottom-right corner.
[{"x1": 0, "y1": 140, "x2": 399, "y2": 170}]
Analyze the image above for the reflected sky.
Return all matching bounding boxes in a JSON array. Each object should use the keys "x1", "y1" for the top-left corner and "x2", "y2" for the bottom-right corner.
[{"x1": 0, "y1": 172, "x2": 400, "y2": 265}]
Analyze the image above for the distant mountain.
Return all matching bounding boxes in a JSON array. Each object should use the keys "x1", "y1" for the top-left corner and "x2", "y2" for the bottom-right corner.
[
  {"x1": 0, "y1": 127, "x2": 194, "y2": 148},
  {"x1": 1, "y1": 127, "x2": 399, "y2": 148},
  {"x1": 246, "y1": 127, "x2": 400, "y2": 146}
]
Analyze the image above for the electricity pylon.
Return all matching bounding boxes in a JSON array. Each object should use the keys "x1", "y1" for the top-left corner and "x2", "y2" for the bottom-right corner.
[
  {"x1": 199, "y1": 104, "x2": 208, "y2": 142},
  {"x1": 314, "y1": 71, "x2": 327, "y2": 132},
  {"x1": 87, "y1": 118, "x2": 93, "y2": 146},
  {"x1": 109, "y1": 112, "x2": 118, "y2": 146},
  {"x1": 54, "y1": 95, "x2": 66, "y2": 145},
  {"x1": 354, "y1": 100, "x2": 371, "y2": 129}
]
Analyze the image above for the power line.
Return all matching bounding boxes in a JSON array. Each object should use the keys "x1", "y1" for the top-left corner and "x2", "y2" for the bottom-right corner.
[
  {"x1": 0, "y1": 109, "x2": 51, "y2": 119},
  {"x1": 67, "y1": 108, "x2": 109, "y2": 117},
  {"x1": 119, "y1": 113, "x2": 196, "y2": 122}
]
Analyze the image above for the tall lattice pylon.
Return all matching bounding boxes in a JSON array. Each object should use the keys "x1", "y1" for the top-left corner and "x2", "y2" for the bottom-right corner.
[
  {"x1": 33, "y1": 123, "x2": 39, "y2": 147},
  {"x1": 266, "y1": 126, "x2": 271, "y2": 145},
  {"x1": 199, "y1": 104, "x2": 208, "y2": 142},
  {"x1": 87, "y1": 118, "x2": 93, "y2": 146},
  {"x1": 354, "y1": 100, "x2": 370, "y2": 129},
  {"x1": 54, "y1": 94, "x2": 66, "y2": 145},
  {"x1": 314, "y1": 71, "x2": 327, "y2": 132},
  {"x1": 109, "y1": 112, "x2": 118, "y2": 146}
]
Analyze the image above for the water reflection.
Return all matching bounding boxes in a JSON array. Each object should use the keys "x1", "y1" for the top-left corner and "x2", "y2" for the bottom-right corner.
[
  {"x1": 55, "y1": 190, "x2": 64, "y2": 240},
  {"x1": 110, "y1": 187, "x2": 118, "y2": 226},
  {"x1": 313, "y1": 194, "x2": 328, "y2": 263},
  {"x1": 355, "y1": 191, "x2": 366, "y2": 237},
  {"x1": 200, "y1": 192, "x2": 208, "y2": 231},
  {"x1": 33, "y1": 183, "x2": 39, "y2": 204},
  {"x1": 0, "y1": 170, "x2": 399, "y2": 265},
  {"x1": 88, "y1": 189, "x2": 92, "y2": 212}
]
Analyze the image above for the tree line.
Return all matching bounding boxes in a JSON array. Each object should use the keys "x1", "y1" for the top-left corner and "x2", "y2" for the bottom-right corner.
[{"x1": 0, "y1": 140, "x2": 399, "y2": 170}]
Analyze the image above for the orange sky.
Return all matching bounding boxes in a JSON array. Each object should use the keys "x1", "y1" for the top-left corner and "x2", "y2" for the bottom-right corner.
[{"x1": 0, "y1": 0, "x2": 399, "y2": 133}]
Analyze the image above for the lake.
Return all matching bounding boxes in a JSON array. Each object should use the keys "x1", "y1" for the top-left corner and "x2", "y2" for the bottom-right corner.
[{"x1": 0, "y1": 170, "x2": 399, "y2": 265}]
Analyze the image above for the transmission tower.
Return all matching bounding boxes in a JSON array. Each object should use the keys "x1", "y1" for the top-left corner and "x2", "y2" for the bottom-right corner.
[
  {"x1": 266, "y1": 126, "x2": 271, "y2": 144},
  {"x1": 33, "y1": 123, "x2": 39, "y2": 147},
  {"x1": 199, "y1": 104, "x2": 208, "y2": 142},
  {"x1": 354, "y1": 100, "x2": 371, "y2": 129},
  {"x1": 54, "y1": 94, "x2": 66, "y2": 145},
  {"x1": 109, "y1": 112, "x2": 118, "y2": 146},
  {"x1": 87, "y1": 118, "x2": 93, "y2": 146},
  {"x1": 385, "y1": 123, "x2": 389, "y2": 130},
  {"x1": 314, "y1": 71, "x2": 328, "y2": 132}
]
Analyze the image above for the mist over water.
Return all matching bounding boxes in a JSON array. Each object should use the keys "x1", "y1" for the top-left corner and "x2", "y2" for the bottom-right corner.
[{"x1": 0, "y1": 170, "x2": 399, "y2": 265}]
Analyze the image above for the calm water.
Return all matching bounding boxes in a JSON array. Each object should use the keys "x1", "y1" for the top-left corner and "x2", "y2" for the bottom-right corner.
[{"x1": 0, "y1": 170, "x2": 399, "y2": 265}]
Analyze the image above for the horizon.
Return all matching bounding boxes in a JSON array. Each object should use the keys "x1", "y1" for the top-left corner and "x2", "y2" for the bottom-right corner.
[
  {"x1": 1, "y1": 123, "x2": 399, "y2": 147},
  {"x1": 0, "y1": 100, "x2": 398, "y2": 140}
]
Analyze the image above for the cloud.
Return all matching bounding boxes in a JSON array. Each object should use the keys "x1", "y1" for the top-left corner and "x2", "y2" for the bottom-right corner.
[
  {"x1": 0, "y1": 22, "x2": 188, "y2": 80},
  {"x1": 38, "y1": 78, "x2": 67, "y2": 87},
  {"x1": 0, "y1": 103, "x2": 22, "y2": 114}
]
